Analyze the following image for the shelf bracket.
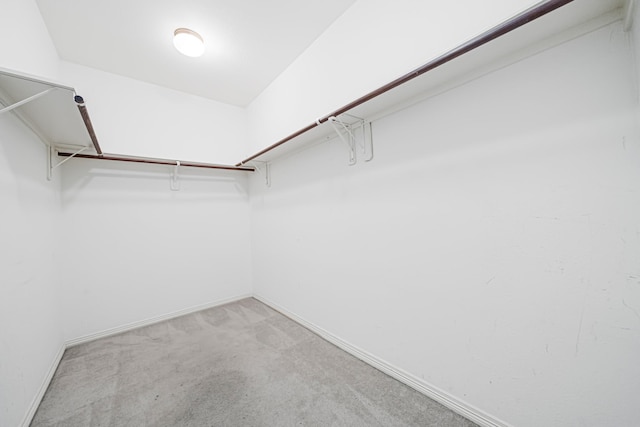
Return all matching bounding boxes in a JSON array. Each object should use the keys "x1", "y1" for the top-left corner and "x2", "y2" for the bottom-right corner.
[
  {"x1": 248, "y1": 161, "x2": 271, "y2": 187},
  {"x1": 328, "y1": 115, "x2": 373, "y2": 165},
  {"x1": 363, "y1": 120, "x2": 374, "y2": 162},
  {"x1": 47, "y1": 145, "x2": 89, "y2": 181},
  {"x1": 170, "y1": 161, "x2": 181, "y2": 191},
  {"x1": 342, "y1": 114, "x2": 374, "y2": 163},
  {"x1": 265, "y1": 162, "x2": 271, "y2": 188},
  {"x1": 0, "y1": 87, "x2": 57, "y2": 115},
  {"x1": 328, "y1": 116, "x2": 357, "y2": 165}
]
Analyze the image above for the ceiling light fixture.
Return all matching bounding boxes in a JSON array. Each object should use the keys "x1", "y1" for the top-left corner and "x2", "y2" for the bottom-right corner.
[{"x1": 173, "y1": 28, "x2": 205, "y2": 57}]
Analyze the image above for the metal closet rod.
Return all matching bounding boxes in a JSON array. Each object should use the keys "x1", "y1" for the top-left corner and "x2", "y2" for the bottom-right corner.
[
  {"x1": 57, "y1": 152, "x2": 256, "y2": 172},
  {"x1": 74, "y1": 95, "x2": 103, "y2": 155},
  {"x1": 236, "y1": 0, "x2": 573, "y2": 166}
]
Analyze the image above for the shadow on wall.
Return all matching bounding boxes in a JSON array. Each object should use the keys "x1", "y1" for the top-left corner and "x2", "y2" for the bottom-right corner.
[
  {"x1": 59, "y1": 157, "x2": 250, "y2": 207},
  {"x1": 0, "y1": 111, "x2": 51, "y2": 185}
]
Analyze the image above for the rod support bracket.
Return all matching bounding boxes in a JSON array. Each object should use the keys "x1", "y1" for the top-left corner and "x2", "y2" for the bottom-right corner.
[
  {"x1": 47, "y1": 145, "x2": 89, "y2": 181},
  {"x1": 328, "y1": 116, "x2": 357, "y2": 165},
  {"x1": 248, "y1": 161, "x2": 271, "y2": 187},
  {"x1": 170, "y1": 161, "x2": 181, "y2": 191},
  {"x1": 327, "y1": 115, "x2": 373, "y2": 165},
  {"x1": 0, "y1": 87, "x2": 58, "y2": 115}
]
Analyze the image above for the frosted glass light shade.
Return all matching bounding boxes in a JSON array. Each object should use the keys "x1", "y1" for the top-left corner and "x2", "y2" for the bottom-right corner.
[{"x1": 173, "y1": 28, "x2": 205, "y2": 57}]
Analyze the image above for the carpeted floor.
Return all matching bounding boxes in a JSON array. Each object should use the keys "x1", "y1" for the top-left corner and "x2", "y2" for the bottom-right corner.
[{"x1": 31, "y1": 298, "x2": 477, "y2": 426}]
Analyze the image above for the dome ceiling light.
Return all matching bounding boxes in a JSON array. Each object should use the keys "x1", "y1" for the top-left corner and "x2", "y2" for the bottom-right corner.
[{"x1": 173, "y1": 28, "x2": 205, "y2": 57}]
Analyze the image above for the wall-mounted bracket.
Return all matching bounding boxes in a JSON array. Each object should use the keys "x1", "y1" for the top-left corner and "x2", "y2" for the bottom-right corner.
[
  {"x1": 265, "y1": 162, "x2": 271, "y2": 188},
  {"x1": 47, "y1": 145, "x2": 88, "y2": 181},
  {"x1": 0, "y1": 87, "x2": 57, "y2": 115},
  {"x1": 343, "y1": 114, "x2": 374, "y2": 163},
  {"x1": 248, "y1": 161, "x2": 272, "y2": 187},
  {"x1": 170, "y1": 161, "x2": 181, "y2": 191},
  {"x1": 328, "y1": 115, "x2": 373, "y2": 165},
  {"x1": 363, "y1": 120, "x2": 374, "y2": 162},
  {"x1": 328, "y1": 116, "x2": 357, "y2": 165}
]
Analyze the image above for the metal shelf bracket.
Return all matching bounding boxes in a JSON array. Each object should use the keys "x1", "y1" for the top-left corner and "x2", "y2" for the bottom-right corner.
[
  {"x1": 170, "y1": 161, "x2": 181, "y2": 191},
  {"x1": 47, "y1": 145, "x2": 89, "y2": 181},
  {"x1": 328, "y1": 115, "x2": 373, "y2": 165},
  {"x1": 248, "y1": 161, "x2": 272, "y2": 187},
  {"x1": 328, "y1": 116, "x2": 357, "y2": 165},
  {"x1": 0, "y1": 87, "x2": 58, "y2": 115},
  {"x1": 363, "y1": 120, "x2": 374, "y2": 163}
]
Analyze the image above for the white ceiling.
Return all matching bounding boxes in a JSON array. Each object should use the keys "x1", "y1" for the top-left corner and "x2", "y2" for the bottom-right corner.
[{"x1": 35, "y1": 0, "x2": 357, "y2": 107}]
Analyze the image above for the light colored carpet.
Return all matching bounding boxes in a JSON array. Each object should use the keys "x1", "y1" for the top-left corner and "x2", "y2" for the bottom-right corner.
[{"x1": 31, "y1": 298, "x2": 477, "y2": 426}]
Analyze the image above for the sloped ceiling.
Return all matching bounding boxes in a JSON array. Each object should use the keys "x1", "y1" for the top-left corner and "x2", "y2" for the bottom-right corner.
[{"x1": 36, "y1": 0, "x2": 357, "y2": 107}]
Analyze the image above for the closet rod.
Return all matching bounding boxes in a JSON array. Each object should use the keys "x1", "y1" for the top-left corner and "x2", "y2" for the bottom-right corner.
[
  {"x1": 236, "y1": 0, "x2": 573, "y2": 166},
  {"x1": 74, "y1": 95, "x2": 103, "y2": 155},
  {"x1": 58, "y1": 152, "x2": 255, "y2": 172}
]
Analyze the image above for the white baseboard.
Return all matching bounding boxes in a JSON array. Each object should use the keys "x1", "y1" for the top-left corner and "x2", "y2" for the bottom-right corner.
[
  {"x1": 23, "y1": 293, "x2": 509, "y2": 427},
  {"x1": 254, "y1": 294, "x2": 512, "y2": 427},
  {"x1": 20, "y1": 344, "x2": 65, "y2": 427},
  {"x1": 65, "y1": 293, "x2": 252, "y2": 347},
  {"x1": 20, "y1": 294, "x2": 251, "y2": 426}
]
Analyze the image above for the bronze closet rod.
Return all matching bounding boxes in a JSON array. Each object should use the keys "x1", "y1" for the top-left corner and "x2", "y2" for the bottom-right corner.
[
  {"x1": 58, "y1": 152, "x2": 255, "y2": 172},
  {"x1": 74, "y1": 95, "x2": 103, "y2": 155},
  {"x1": 236, "y1": 0, "x2": 574, "y2": 166}
]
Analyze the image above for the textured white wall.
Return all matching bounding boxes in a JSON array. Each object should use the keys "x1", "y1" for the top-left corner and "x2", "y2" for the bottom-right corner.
[
  {"x1": 1, "y1": 2, "x2": 251, "y2": 424},
  {"x1": 0, "y1": 0, "x2": 59, "y2": 77},
  {"x1": 245, "y1": 0, "x2": 539, "y2": 155},
  {"x1": 58, "y1": 159, "x2": 253, "y2": 341},
  {"x1": 634, "y1": 0, "x2": 640, "y2": 100},
  {"x1": 0, "y1": 114, "x2": 64, "y2": 427},
  {"x1": 0, "y1": 1, "x2": 65, "y2": 426},
  {"x1": 250, "y1": 21, "x2": 640, "y2": 427},
  {"x1": 2, "y1": 1, "x2": 638, "y2": 426},
  {"x1": 57, "y1": 62, "x2": 248, "y2": 165}
]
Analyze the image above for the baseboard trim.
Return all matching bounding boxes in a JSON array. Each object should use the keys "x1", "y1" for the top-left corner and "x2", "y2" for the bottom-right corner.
[
  {"x1": 21, "y1": 294, "x2": 251, "y2": 426},
  {"x1": 20, "y1": 344, "x2": 65, "y2": 427},
  {"x1": 65, "y1": 294, "x2": 252, "y2": 348},
  {"x1": 24, "y1": 294, "x2": 510, "y2": 427},
  {"x1": 254, "y1": 294, "x2": 512, "y2": 427}
]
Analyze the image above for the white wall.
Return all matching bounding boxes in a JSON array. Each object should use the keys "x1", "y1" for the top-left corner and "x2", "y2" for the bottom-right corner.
[
  {"x1": 0, "y1": 114, "x2": 64, "y2": 427},
  {"x1": 1, "y1": 1, "x2": 251, "y2": 424},
  {"x1": 633, "y1": 0, "x2": 640, "y2": 99},
  {"x1": 0, "y1": 1, "x2": 65, "y2": 426},
  {"x1": 0, "y1": 0, "x2": 59, "y2": 77},
  {"x1": 52, "y1": 47, "x2": 252, "y2": 351},
  {"x1": 2, "y1": 1, "x2": 638, "y2": 426},
  {"x1": 58, "y1": 159, "x2": 252, "y2": 341},
  {"x1": 50, "y1": 61, "x2": 251, "y2": 340},
  {"x1": 250, "y1": 21, "x2": 640, "y2": 427},
  {"x1": 245, "y1": 0, "x2": 539, "y2": 155},
  {"x1": 58, "y1": 62, "x2": 248, "y2": 165},
  {"x1": 3, "y1": 0, "x2": 248, "y2": 167},
  {"x1": 53, "y1": 62, "x2": 254, "y2": 342},
  {"x1": 2, "y1": 0, "x2": 248, "y2": 166}
]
